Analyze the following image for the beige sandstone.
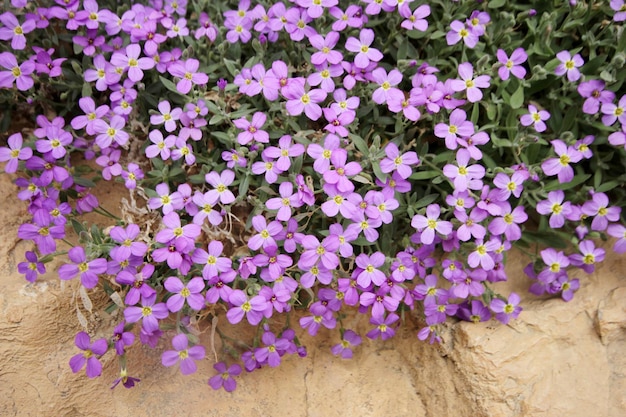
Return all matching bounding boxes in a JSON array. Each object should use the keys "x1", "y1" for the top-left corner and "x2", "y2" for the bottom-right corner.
[{"x1": 0, "y1": 172, "x2": 624, "y2": 417}]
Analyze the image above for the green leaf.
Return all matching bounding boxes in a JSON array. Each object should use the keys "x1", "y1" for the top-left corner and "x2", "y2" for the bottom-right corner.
[
  {"x1": 544, "y1": 174, "x2": 591, "y2": 192},
  {"x1": 488, "y1": 0, "x2": 506, "y2": 8},
  {"x1": 509, "y1": 84, "x2": 524, "y2": 109},
  {"x1": 414, "y1": 193, "x2": 440, "y2": 209},
  {"x1": 223, "y1": 59, "x2": 238, "y2": 77},
  {"x1": 410, "y1": 170, "x2": 440, "y2": 181},
  {"x1": 159, "y1": 76, "x2": 182, "y2": 95}
]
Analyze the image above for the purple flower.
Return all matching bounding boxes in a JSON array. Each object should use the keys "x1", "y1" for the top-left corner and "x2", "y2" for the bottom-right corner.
[
  {"x1": 0, "y1": 132, "x2": 32, "y2": 173},
  {"x1": 123, "y1": 294, "x2": 169, "y2": 333},
  {"x1": 582, "y1": 192, "x2": 621, "y2": 231},
  {"x1": 298, "y1": 234, "x2": 340, "y2": 270},
  {"x1": 208, "y1": 362, "x2": 242, "y2": 392},
  {"x1": 536, "y1": 190, "x2": 572, "y2": 228},
  {"x1": 0, "y1": 12, "x2": 36, "y2": 50},
  {"x1": 162, "y1": 334, "x2": 205, "y2": 375},
  {"x1": 446, "y1": 20, "x2": 478, "y2": 48},
  {"x1": 577, "y1": 80, "x2": 615, "y2": 115},
  {"x1": 496, "y1": 48, "x2": 527, "y2": 80},
  {"x1": 192, "y1": 240, "x2": 232, "y2": 280},
  {"x1": 150, "y1": 101, "x2": 182, "y2": 132},
  {"x1": 611, "y1": 0, "x2": 626, "y2": 21},
  {"x1": 520, "y1": 105, "x2": 550, "y2": 132},
  {"x1": 366, "y1": 313, "x2": 399, "y2": 340},
  {"x1": 457, "y1": 300, "x2": 491, "y2": 323},
  {"x1": 265, "y1": 182, "x2": 302, "y2": 221},
  {"x1": 205, "y1": 169, "x2": 236, "y2": 205},
  {"x1": 109, "y1": 224, "x2": 148, "y2": 262},
  {"x1": 18, "y1": 251, "x2": 46, "y2": 283},
  {"x1": 300, "y1": 303, "x2": 336, "y2": 335},
  {"x1": 331, "y1": 330, "x2": 362, "y2": 359},
  {"x1": 345, "y1": 28, "x2": 383, "y2": 68},
  {"x1": 310, "y1": 31, "x2": 343, "y2": 65},
  {"x1": 450, "y1": 62, "x2": 490, "y2": 103},
  {"x1": 145, "y1": 130, "x2": 176, "y2": 160},
  {"x1": 555, "y1": 50, "x2": 584, "y2": 82},
  {"x1": 488, "y1": 203, "x2": 528, "y2": 242},
  {"x1": 283, "y1": 81, "x2": 327, "y2": 121},
  {"x1": 93, "y1": 115, "x2": 129, "y2": 149},
  {"x1": 233, "y1": 112, "x2": 269, "y2": 145},
  {"x1": 0, "y1": 51, "x2": 35, "y2": 90},
  {"x1": 110, "y1": 43, "x2": 154, "y2": 83},
  {"x1": 371, "y1": 67, "x2": 404, "y2": 105},
  {"x1": 110, "y1": 368, "x2": 140, "y2": 389},
  {"x1": 490, "y1": 292, "x2": 522, "y2": 324},
  {"x1": 262, "y1": 135, "x2": 306, "y2": 172},
  {"x1": 443, "y1": 149, "x2": 485, "y2": 192},
  {"x1": 601, "y1": 95, "x2": 626, "y2": 126},
  {"x1": 226, "y1": 289, "x2": 268, "y2": 325},
  {"x1": 434, "y1": 109, "x2": 475, "y2": 150},
  {"x1": 69, "y1": 332, "x2": 108, "y2": 378},
  {"x1": 164, "y1": 276, "x2": 205, "y2": 312},
  {"x1": 541, "y1": 140, "x2": 583, "y2": 183},
  {"x1": 400, "y1": 4, "x2": 430, "y2": 31},
  {"x1": 354, "y1": 251, "x2": 386, "y2": 287},
  {"x1": 538, "y1": 248, "x2": 570, "y2": 283},
  {"x1": 411, "y1": 204, "x2": 453, "y2": 245},
  {"x1": 58, "y1": 246, "x2": 107, "y2": 289},
  {"x1": 111, "y1": 321, "x2": 134, "y2": 356},
  {"x1": 248, "y1": 215, "x2": 283, "y2": 251},
  {"x1": 379, "y1": 142, "x2": 419, "y2": 179},
  {"x1": 608, "y1": 224, "x2": 626, "y2": 253},
  {"x1": 168, "y1": 58, "x2": 209, "y2": 94},
  {"x1": 468, "y1": 239, "x2": 499, "y2": 270}
]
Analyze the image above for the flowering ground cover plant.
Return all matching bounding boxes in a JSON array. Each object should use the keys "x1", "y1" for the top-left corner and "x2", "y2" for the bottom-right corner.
[{"x1": 1, "y1": 0, "x2": 626, "y2": 391}]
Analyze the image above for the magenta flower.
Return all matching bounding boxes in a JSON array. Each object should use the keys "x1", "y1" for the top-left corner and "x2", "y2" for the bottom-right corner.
[
  {"x1": 520, "y1": 105, "x2": 550, "y2": 132},
  {"x1": 323, "y1": 150, "x2": 362, "y2": 193},
  {"x1": 434, "y1": 108, "x2": 475, "y2": 150},
  {"x1": 0, "y1": 132, "x2": 32, "y2": 173},
  {"x1": 345, "y1": 28, "x2": 383, "y2": 68},
  {"x1": 322, "y1": 106, "x2": 354, "y2": 137},
  {"x1": 536, "y1": 190, "x2": 572, "y2": 228},
  {"x1": 541, "y1": 140, "x2": 583, "y2": 183},
  {"x1": 226, "y1": 289, "x2": 268, "y2": 325},
  {"x1": 110, "y1": 368, "x2": 140, "y2": 390},
  {"x1": 450, "y1": 62, "x2": 490, "y2": 103},
  {"x1": 0, "y1": 51, "x2": 35, "y2": 90},
  {"x1": 162, "y1": 334, "x2": 205, "y2": 375},
  {"x1": 233, "y1": 112, "x2": 269, "y2": 145},
  {"x1": 168, "y1": 58, "x2": 209, "y2": 94},
  {"x1": 581, "y1": 192, "x2": 621, "y2": 231},
  {"x1": 446, "y1": 20, "x2": 478, "y2": 48},
  {"x1": 58, "y1": 246, "x2": 107, "y2": 289},
  {"x1": 124, "y1": 294, "x2": 169, "y2": 332},
  {"x1": 0, "y1": 12, "x2": 36, "y2": 50},
  {"x1": 490, "y1": 293, "x2": 522, "y2": 324},
  {"x1": 69, "y1": 332, "x2": 108, "y2": 378},
  {"x1": 284, "y1": 81, "x2": 327, "y2": 121},
  {"x1": 411, "y1": 204, "x2": 453, "y2": 245},
  {"x1": 209, "y1": 362, "x2": 242, "y2": 392},
  {"x1": 570, "y1": 240, "x2": 605, "y2": 273},
  {"x1": 555, "y1": 50, "x2": 584, "y2": 82}
]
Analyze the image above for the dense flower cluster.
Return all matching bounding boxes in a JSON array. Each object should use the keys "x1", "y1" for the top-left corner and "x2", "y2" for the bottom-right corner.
[{"x1": 1, "y1": 0, "x2": 625, "y2": 391}]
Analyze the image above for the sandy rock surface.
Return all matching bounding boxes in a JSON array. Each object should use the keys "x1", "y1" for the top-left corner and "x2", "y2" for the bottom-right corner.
[{"x1": 0, "y1": 172, "x2": 624, "y2": 417}]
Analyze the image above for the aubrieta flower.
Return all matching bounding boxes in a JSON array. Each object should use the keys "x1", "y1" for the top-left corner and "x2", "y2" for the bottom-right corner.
[
  {"x1": 443, "y1": 149, "x2": 485, "y2": 192},
  {"x1": 162, "y1": 334, "x2": 205, "y2": 375},
  {"x1": 569, "y1": 240, "x2": 605, "y2": 273},
  {"x1": 490, "y1": 292, "x2": 522, "y2": 324},
  {"x1": 124, "y1": 294, "x2": 169, "y2": 333},
  {"x1": 520, "y1": 104, "x2": 551, "y2": 132},
  {"x1": 226, "y1": 289, "x2": 268, "y2": 325},
  {"x1": 446, "y1": 20, "x2": 478, "y2": 48},
  {"x1": 601, "y1": 94, "x2": 626, "y2": 126},
  {"x1": 581, "y1": 191, "x2": 621, "y2": 231},
  {"x1": 411, "y1": 204, "x2": 453, "y2": 245},
  {"x1": 58, "y1": 246, "x2": 107, "y2": 289},
  {"x1": 109, "y1": 224, "x2": 148, "y2": 262},
  {"x1": 541, "y1": 140, "x2": 583, "y2": 183},
  {"x1": 331, "y1": 329, "x2": 362, "y2": 359},
  {"x1": 208, "y1": 362, "x2": 242, "y2": 392},
  {"x1": 345, "y1": 28, "x2": 382, "y2": 68},
  {"x1": 168, "y1": 58, "x2": 209, "y2": 94},
  {"x1": 284, "y1": 81, "x2": 327, "y2": 121},
  {"x1": 18, "y1": 251, "x2": 46, "y2": 283},
  {"x1": 205, "y1": 169, "x2": 236, "y2": 205},
  {"x1": 164, "y1": 276, "x2": 205, "y2": 312},
  {"x1": 536, "y1": 190, "x2": 573, "y2": 228},
  {"x1": 0, "y1": 12, "x2": 36, "y2": 50},
  {"x1": 110, "y1": 368, "x2": 140, "y2": 390},
  {"x1": 611, "y1": 0, "x2": 626, "y2": 21},
  {"x1": 496, "y1": 48, "x2": 527, "y2": 81},
  {"x1": 69, "y1": 332, "x2": 108, "y2": 378},
  {"x1": 450, "y1": 62, "x2": 490, "y2": 103},
  {"x1": 366, "y1": 313, "x2": 399, "y2": 341},
  {"x1": 577, "y1": 80, "x2": 615, "y2": 114},
  {"x1": 400, "y1": 4, "x2": 430, "y2": 31},
  {"x1": 555, "y1": 50, "x2": 584, "y2": 82},
  {"x1": 192, "y1": 240, "x2": 232, "y2": 280},
  {"x1": 0, "y1": 51, "x2": 35, "y2": 90},
  {"x1": 434, "y1": 108, "x2": 475, "y2": 150},
  {"x1": 0, "y1": 132, "x2": 32, "y2": 173},
  {"x1": 233, "y1": 112, "x2": 269, "y2": 145}
]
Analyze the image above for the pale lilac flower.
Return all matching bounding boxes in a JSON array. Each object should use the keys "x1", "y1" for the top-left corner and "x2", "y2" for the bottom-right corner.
[
  {"x1": 109, "y1": 224, "x2": 148, "y2": 261},
  {"x1": 148, "y1": 183, "x2": 183, "y2": 214},
  {"x1": 284, "y1": 7, "x2": 316, "y2": 42},
  {"x1": 581, "y1": 192, "x2": 621, "y2": 231},
  {"x1": 371, "y1": 67, "x2": 404, "y2": 105},
  {"x1": 446, "y1": 20, "x2": 478, "y2": 48},
  {"x1": 18, "y1": 251, "x2": 46, "y2": 283},
  {"x1": 192, "y1": 240, "x2": 232, "y2": 279},
  {"x1": 323, "y1": 150, "x2": 362, "y2": 193},
  {"x1": 541, "y1": 140, "x2": 583, "y2": 183},
  {"x1": 450, "y1": 62, "x2": 490, "y2": 103},
  {"x1": 307, "y1": 133, "x2": 344, "y2": 173},
  {"x1": 262, "y1": 135, "x2": 305, "y2": 171},
  {"x1": 310, "y1": 31, "x2": 343, "y2": 65},
  {"x1": 493, "y1": 171, "x2": 525, "y2": 199},
  {"x1": 124, "y1": 294, "x2": 169, "y2": 332},
  {"x1": 164, "y1": 276, "x2": 205, "y2": 312},
  {"x1": 329, "y1": 5, "x2": 367, "y2": 31},
  {"x1": 468, "y1": 239, "x2": 499, "y2": 270},
  {"x1": 93, "y1": 115, "x2": 129, "y2": 149},
  {"x1": 366, "y1": 313, "x2": 399, "y2": 341},
  {"x1": 569, "y1": 240, "x2": 605, "y2": 273},
  {"x1": 225, "y1": 16, "x2": 253, "y2": 43},
  {"x1": 168, "y1": 58, "x2": 209, "y2": 94},
  {"x1": 411, "y1": 204, "x2": 453, "y2": 245},
  {"x1": 252, "y1": 157, "x2": 284, "y2": 184},
  {"x1": 0, "y1": 51, "x2": 35, "y2": 90},
  {"x1": 608, "y1": 224, "x2": 626, "y2": 253},
  {"x1": 0, "y1": 12, "x2": 36, "y2": 50},
  {"x1": 323, "y1": 106, "x2": 354, "y2": 137},
  {"x1": 0, "y1": 132, "x2": 32, "y2": 173},
  {"x1": 355, "y1": 252, "x2": 386, "y2": 287},
  {"x1": 434, "y1": 108, "x2": 475, "y2": 150},
  {"x1": 400, "y1": 4, "x2": 430, "y2": 31},
  {"x1": 490, "y1": 293, "x2": 522, "y2": 324},
  {"x1": 283, "y1": 81, "x2": 327, "y2": 121},
  {"x1": 536, "y1": 190, "x2": 572, "y2": 228},
  {"x1": 455, "y1": 208, "x2": 487, "y2": 241},
  {"x1": 555, "y1": 50, "x2": 584, "y2": 82},
  {"x1": 298, "y1": 234, "x2": 340, "y2": 271},
  {"x1": 205, "y1": 170, "x2": 236, "y2": 204},
  {"x1": 248, "y1": 215, "x2": 282, "y2": 251},
  {"x1": 488, "y1": 203, "x2": 528, "y2": 241},
  {"x1": 110, "y1": 43, "x2": 154, "y2": 82},
  {"x1": 601, "y1": 95, "x2": 626, "y2": 126},
  {"x1": 161, "y1": 334, "x2": 205, "y2": 375},
  {"x1": 145, "y1": 130, "x2": 176, "y2": 160},
  {"x1": 69, "y1": 332, "x2": 108, "y2": 378},
  {"x1": 226, "y1": 290, "x2": 268, "y2": 325},
  {"x1": 345, "y1": 28, "x2": 383, "y2": 68},
  {"x1": 497, "y1": 48, "x2": 527, "y2": 80},
  {"x1": 611, "y1": 0, "x2": 626, "y2": 21},
  {"x1": 150, "y1": 101, "x2": 182, "y2": 132},
  {"x1": 331, "y1": 330, "x2": 362, "y2": 359},
  {"x1": 520, "y1": 105, "x2": 550, "y2": 132},
  {"x1": 155, "y1": 211, "x2": 201, "y2": 250},
  {"x1": 265, "y1": 182, "x2": 303, "y2": 221},
  {"x1": 443, "y1": 149, "x2": 485, "y2": 192}
]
